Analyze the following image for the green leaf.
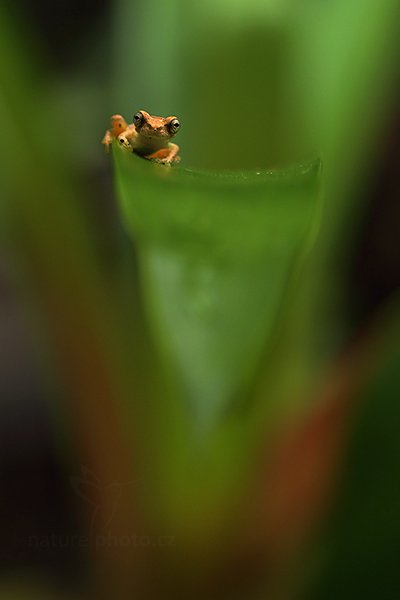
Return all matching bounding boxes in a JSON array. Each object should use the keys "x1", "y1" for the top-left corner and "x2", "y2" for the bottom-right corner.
[{"x1": 114, "y1": 148, "x2": 322, "y2": 430}]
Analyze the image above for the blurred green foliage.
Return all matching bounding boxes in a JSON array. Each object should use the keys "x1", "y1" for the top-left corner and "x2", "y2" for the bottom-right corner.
[
  {"x1": 0, "y1": 0, "x2": 399, "y2": 598},
  {"x1": 306, "y1": 305, "x2": 400, "y2": 599}
]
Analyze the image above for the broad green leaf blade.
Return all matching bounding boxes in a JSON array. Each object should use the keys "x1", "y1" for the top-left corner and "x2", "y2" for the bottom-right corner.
[{"x1": 114, "y1": 149, "x2": 322, "y2": 428}]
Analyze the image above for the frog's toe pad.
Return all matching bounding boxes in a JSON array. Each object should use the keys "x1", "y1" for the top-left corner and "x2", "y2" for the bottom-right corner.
[{"x1": 153, "y1": 158, "x2": 172, "y2": 166}]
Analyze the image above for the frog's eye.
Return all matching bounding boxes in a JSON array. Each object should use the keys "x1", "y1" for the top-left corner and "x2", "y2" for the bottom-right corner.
[
  {"x1": 133, "y1": 111, "x2": 144, "y2": 127},
  {"x1": 169, "y1": 118, "x2": 180, "y2": 134}
]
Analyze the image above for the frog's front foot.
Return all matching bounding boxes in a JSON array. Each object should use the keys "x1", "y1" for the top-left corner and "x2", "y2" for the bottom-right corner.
[
  {"x1": 154, "y1": 158, "x2": 171, "y2": 166},
  {"x1": 146, "y1": 144, "x2": 180, "y2": 165},
  {"x1": 151, "y1": 155, "x2": 181, "y2": 166},
  {"x1": 117, "y1": 134, "x2": 133, "y2": 151}
]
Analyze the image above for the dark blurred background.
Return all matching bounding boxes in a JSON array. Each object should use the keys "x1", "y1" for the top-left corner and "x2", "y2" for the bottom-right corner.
[{"x1": 0, "y1": 0, "x2": 114, "y2": 593}]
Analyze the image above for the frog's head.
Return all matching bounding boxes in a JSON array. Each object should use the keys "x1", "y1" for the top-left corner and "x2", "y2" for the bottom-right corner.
[{"x1": 133, "y1": 110, "x2": 180, "y2": 140}]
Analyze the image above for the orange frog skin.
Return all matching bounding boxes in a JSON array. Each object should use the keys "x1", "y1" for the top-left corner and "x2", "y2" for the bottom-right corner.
[
  {"x1": 101, "y1": 114, "x2": 128, "y2": 153},
  {"x1": 102, "y1": 110, "x2": 181, "y2": 165}
]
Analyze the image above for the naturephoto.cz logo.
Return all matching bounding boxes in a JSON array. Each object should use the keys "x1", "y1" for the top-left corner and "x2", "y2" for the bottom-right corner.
[{"x1": 28, "y1": 466, "x2": 175, "y2": 549}]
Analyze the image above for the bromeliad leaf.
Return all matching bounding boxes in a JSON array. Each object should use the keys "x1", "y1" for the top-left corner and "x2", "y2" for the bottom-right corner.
[{"x1": 114, "y1": 148, "x2": 322, "y2": 429}]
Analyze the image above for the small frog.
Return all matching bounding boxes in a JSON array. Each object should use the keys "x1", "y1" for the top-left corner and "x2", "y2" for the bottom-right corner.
[
  {"x1": 101, "y1": 114, "x2": 128, "y2": 153},
  {"x1": 103, "y1": 110, "x2": 181, "y2": 165}
]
